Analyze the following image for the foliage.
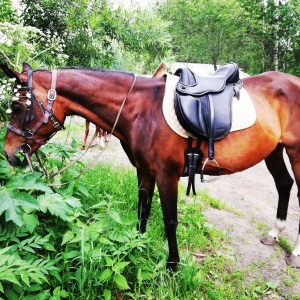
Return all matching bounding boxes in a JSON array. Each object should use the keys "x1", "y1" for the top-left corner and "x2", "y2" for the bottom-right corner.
[
  {"x1": 236, "y1": 0, "x2": 300, "y2": 75},
  {"x1": 20, "y1": 0, "x2": 172, "y2": 72},
  {"x1": 0, "y1": 77, "x2": 15, "y2": 122},
  {"x1": 0, "y1": 0, "x2": 18, "y2": 23},
  {"x1": 157, "y1": 0, "x2": 245, "y2": 70},
  {"x1": 116, "y1": 6, "x2": 173, "y2": 72},
  {"x1": 0, "y1": 130, "x2": 82, "y2": 299},
  {"x1": 0, "y1": 123, "x2": 294, "y2": 298}
]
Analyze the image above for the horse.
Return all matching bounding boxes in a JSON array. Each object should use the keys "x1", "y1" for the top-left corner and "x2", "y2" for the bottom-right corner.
[
  {"x1": 1, "y1": 62, "x2": 300, "y2": 270},
  {"x1": 81, "y1": 119, "x2": 108, "y2": 150}
]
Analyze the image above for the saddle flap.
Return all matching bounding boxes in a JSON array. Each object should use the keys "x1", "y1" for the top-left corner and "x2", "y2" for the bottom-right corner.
[{"x1": 175, "y1": 85, "x2": 235, "y2": 139}]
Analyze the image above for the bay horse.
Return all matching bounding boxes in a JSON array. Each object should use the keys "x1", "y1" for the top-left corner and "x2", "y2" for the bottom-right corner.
[
  {"x1": 81, "y1": 120, "x2": 108, "y2": 150},
  {"x1": 1, "y1": 62, "x2": 300, "y2": 270}
]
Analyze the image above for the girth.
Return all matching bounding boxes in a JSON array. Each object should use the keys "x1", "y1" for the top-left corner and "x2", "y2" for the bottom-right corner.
[{"x1": 174, "y1": 62, "x2": 242, "y2": 192}]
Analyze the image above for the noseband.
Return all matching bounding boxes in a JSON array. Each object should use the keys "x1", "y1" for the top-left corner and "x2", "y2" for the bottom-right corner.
[{"x1": 8, "y1": 70, "x2": 65, "y2": 155}]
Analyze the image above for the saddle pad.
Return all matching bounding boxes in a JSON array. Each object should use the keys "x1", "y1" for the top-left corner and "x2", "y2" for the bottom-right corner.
[{"x1": 162, "y1": 74, "x2": 256, "y2": 138}]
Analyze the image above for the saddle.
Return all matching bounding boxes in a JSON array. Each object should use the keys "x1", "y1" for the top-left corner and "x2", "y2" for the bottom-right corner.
[{"x1": 174, "y1": 62, "x2": 242, "y2": 193}]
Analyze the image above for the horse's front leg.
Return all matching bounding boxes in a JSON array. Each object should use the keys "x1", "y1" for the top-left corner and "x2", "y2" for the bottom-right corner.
[
  {"x1": 137, "y1": 168, "x2": 155, "y2": 233},
  {"x1": 156, "y1": 173, "x2": 180, "y2": 271}
]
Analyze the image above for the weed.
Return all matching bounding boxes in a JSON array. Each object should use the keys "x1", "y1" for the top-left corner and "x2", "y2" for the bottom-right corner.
[
  {"x1": 279, "y1": 236, "x2": 293, "y2": 254},
  {"x1": 257, "y1": 221, "x2": 267, "y2": 232}
]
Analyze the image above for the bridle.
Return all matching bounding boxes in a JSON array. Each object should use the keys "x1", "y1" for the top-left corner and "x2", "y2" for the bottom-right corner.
[
  {"x1": 8, "y1": 69, "x2": 65, "y2": 171},
  {"x1": 8, "y1": 69, "x2": 137, "y2": 184}
]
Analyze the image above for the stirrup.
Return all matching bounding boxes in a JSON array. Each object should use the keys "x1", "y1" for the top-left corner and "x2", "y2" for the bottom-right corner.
[{"x1": 201, "y1": 157, "x2": 221, "y2": 183}]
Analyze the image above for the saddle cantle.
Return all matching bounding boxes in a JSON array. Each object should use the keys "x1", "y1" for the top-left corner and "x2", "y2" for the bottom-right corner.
[{"x1": 174, "y1": 62, "x2": 243, "y2": 190}]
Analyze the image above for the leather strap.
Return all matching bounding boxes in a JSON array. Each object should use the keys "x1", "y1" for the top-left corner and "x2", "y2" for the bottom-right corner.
[{"x1": 44, "y1": 70, "x2": 57, "y2": 123}]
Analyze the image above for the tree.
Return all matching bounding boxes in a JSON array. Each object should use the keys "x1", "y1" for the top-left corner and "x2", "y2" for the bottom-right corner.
[
  {"x1": 235, "y1": 0, "x2": 300, "y2": 75},
  {"x1": 157, "y1": 0, "x2": 245, "y2": 70},
  {"x1": 157, "y1": 0, "x2": 300, "y2": 75}
]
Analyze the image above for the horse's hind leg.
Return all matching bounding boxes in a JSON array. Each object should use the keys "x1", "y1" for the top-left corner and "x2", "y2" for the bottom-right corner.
[
  {"x1": 98, "y1": 128, "x2": 105, "y2": 148},
  {"x1": 285, "y1": 144, "x2": 300, "y2": 267},
  {"x1": 137, "y1": 168, "x2": 155, "y2": 233},
  {"x1": 261, "y1": 144, "x2": 294, "y2": 245}
]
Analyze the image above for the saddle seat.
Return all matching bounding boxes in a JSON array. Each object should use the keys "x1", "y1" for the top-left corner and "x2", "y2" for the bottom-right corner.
[{"x1": 176, "y1": 62, "x2": 240, "y2": 96}]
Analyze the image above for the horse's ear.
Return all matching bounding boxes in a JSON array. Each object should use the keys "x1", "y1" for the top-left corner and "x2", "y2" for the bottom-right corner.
[
  {"x1": 22, "y1": 62, "x2": 32, "y2": 72},
  {"x1": 0, "y1": 64, "x2": 28, "y2": 84}
]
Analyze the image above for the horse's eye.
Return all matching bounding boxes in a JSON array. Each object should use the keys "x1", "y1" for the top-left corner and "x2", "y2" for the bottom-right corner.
[{"x1": 11, "y1": 102, "x2": 23, "y2": 115}]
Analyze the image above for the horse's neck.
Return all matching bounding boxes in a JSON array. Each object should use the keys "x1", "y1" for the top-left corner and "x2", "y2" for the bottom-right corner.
[
  {"x1": 59, "y1": 70, "x2": 129, "y2": 104},
  {"x1": 56, "y1": 70, "x2": 137, "y2": 140}
]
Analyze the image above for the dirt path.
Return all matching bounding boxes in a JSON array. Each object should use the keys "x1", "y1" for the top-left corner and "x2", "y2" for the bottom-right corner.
[{"x1": 192, "y1": 157, "x2": 300, "y2": 298}]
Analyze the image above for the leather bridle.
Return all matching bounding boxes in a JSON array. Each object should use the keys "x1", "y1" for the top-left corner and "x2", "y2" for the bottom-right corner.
[{"x1": 8, "y1": 70, "x2": 65, "y2": 171}]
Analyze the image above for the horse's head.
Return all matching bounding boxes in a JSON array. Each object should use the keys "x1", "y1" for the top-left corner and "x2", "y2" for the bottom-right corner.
[{"x1": 0, "y1": 63, "x2": 65, "y2": 167}]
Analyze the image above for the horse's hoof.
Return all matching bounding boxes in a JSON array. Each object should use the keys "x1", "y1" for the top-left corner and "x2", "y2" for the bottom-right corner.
[
  {"x1": 286, "y1": 254, "x2": 300, "y2": 268},
  {"x1": 261, "y1": 235, "x2": 277, "y2": 245},
  {"x1": 166, "y1": 261, "x2": 178, "y2": 272}
]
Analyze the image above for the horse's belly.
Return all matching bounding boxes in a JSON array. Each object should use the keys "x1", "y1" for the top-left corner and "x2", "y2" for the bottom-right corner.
[{"x1": 199, "y1": 123, "x2": 280, "y2": 175}]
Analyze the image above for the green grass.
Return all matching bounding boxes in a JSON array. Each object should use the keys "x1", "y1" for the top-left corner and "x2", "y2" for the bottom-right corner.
[
  {"x1": 279, "y1": 236, "x2": 293, "y2": 254},
  {"x1": 56, "y1": 162, "x2": 273, "y2": 299}
]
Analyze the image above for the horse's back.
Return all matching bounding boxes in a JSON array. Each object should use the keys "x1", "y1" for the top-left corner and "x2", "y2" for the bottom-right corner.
[{"x1": 204, "y1": 71, "x2": 300, "y2": 174}]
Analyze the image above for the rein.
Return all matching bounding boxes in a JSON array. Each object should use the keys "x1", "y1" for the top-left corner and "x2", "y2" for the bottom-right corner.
[{"x1": 11, "y1": 70, "x2": 137, "y2": 185}]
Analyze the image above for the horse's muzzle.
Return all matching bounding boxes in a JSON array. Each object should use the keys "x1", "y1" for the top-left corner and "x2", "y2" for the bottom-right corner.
[{"x1": 4, "y1": 150, "x2": 28, "y2": 167}]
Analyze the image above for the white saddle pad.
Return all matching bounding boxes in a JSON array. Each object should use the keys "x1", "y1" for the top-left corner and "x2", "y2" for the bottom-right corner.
[{"x1": 162, "y1": 74, "x2": 256, "y2": 138}]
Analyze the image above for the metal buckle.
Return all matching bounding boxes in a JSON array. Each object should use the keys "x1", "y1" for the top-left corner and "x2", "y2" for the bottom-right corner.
[
  {"x1": 53, "y1": 122, "x2": 61, "y2": 130},
  {"x1": 20, "y1": 143, "x2": 32, "y2": 155},
  {"x1": 47, "y1": 89, "x2": 57, "y2": 101},
  {"x1": 26, "y1": 129, "x2": 34, "y2": 138}
]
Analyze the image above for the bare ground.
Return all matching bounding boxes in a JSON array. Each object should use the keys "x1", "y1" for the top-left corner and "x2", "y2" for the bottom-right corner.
[
  {"x1": 63, "y1": 120, "x2": 300, "y2": 299},
  {"x1": 192, "y1": 158, "x2": 300, "y2": 299}
]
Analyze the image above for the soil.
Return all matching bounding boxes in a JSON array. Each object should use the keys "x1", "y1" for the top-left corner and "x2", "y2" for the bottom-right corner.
[{"x1": 65, "y1": 120, "x2": 300, "y2": 299}]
